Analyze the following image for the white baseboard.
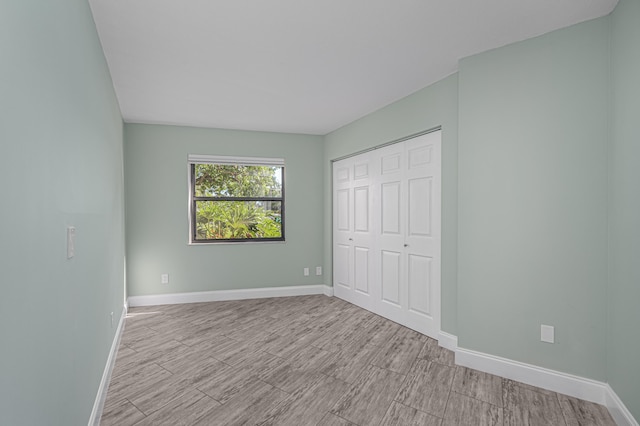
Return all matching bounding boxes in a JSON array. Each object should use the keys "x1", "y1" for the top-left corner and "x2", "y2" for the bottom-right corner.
[
  {"x1": 605, "y1": 384, "x2": 639, "y2": 426},
  {"x1": 437, "y1": 331, "x2": 458, "y2": 351},
  {"x1": 88, "y1": 305, "x2": 127, "y2": 426},
  {"x1": 128, "y1": 285, "x2": 332, "y2": 307},
  {"x1": 324, "y1": 285, "x2": 334, "y2": 297},
  {"x1": 456, "y1": 347, "x2": 637, "y2": 424},
  {"x1": 456, "y1": 347, "x2": 608, "y2": 404}
]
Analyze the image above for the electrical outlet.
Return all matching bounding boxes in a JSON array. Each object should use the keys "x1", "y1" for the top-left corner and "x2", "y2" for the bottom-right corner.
[
  {"x1": 316, "y1": 266, "x2": 322, "y2": 276},
  {"x1": 161, "y1": 273, "x2": 169, "y2": 284},
  {"x1": 541, "y1": 324, "x2": 555, "y2": 343},
  {"x1": 303, "y1": 268, "x2": 310, "y2": 276}
]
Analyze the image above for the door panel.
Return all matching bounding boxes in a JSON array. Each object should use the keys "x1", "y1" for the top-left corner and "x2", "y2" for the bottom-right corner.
[
  {"x1": 336, "y1": 189, "x2": 350, "y2": 231},
  {"x1": 408, "y1": 177, "x2": 431, "y2": 237},
  {"x1": 408, "y1": 254, "x2": 431, "y2": 316},
  {"x1": 381, "y1": 250, "x2": 401, "y2": 306},
  {"x1": 354, "y1": 162, "x2": 369, "y2": 179},
  {"x1": 335, "y1": 244, "x2": 351, "y2": 289},
  {"x1": 408, "y1": 145, "x2": 432, "y2": 168},
  {"x1": 381, "y1": 182, "x2": 401, "y2": 235},
  {"x1": 336, "y1": 166, "x2": 350, "y2": 182},
  {"x1": 381, "y1": 153, "x2": 401, "y2": 174},
  {"x1": 354, "y1": 186, "x2": 369, "y2": 232},
  {"x1": 354, "y1": 247, "x2": 370, "y2": 294}
]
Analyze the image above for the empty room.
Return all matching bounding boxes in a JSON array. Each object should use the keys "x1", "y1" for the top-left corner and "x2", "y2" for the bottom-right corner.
[{"x1": 1, "y1": 0, "x2": 639, "y2": 425}]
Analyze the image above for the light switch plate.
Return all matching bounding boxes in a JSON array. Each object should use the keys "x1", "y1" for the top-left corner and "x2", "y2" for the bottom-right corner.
[
  {"x1": 541, "y1": 324, "x2": 555, "y2": 343},
  {"x1": 67, "y1": 226, "x2": 76, "y2": 259}
]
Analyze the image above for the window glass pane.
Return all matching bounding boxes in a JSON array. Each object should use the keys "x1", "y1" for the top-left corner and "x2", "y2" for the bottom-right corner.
[
  {"x1": 195, "y1": 201, "x2": 282, "y2": 240},
  {"x1": 194, "y1": 164, "x2": 282, "y2": 198}
]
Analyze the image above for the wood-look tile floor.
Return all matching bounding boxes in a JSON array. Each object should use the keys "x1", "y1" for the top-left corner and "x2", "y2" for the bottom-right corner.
[{"x1": 101, "y1": 295, "x2": 616, "y2": 426}]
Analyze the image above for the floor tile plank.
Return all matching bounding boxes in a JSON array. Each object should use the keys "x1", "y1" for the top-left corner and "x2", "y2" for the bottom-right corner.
[
  {"x1": 331, "y1": 364, "x2": 406, "y2": 425},
  {"x1": 257, "y1": 375, "x2": 351, "y2": 426},
  {"x1": 133, "y1": 388, "x2": 220, "y2": 426},
  {"x1": 230, "y1": 349, "x2": 286, "y2": 376},
  {"x1": 452, "y1": 366, "x2": 503, "y2": 407},
  {"x1": 105, "y1": 362, "x2": 173, "y2": 402},
  {"x1": 371, "y1": 328, "x2": 426, "y2": 374},
  {"x1": 193, "y1": 380, "x2": 288, "y2": 426},
  {"x1": 442, "y1": 391, "x2": 503, "y2": 426},
  {"x1": 259, "y1": 360, "x2": 325, "y2": 394},
  {"x1": 503, "y1": 380, "x2": 566, "y2": 426},
  {"x1": 316, "y1": 412, "x2": 357, "y2": 426},
  {"x1": 192, "y1": 362, "x2": 260, "y2": 404},
  {"x1": 395, "y1": 359, "x2": 455, "y2": 417},
  {"x1": 128, "y1": 373, "x2": 194, "y2": 415},
  {"x1": 100, "y1": 398, "x2": 146, "y2": 426},
  {"x1": 379, "y1": 401, "x2": 442, "y2": 426},
  {"x1": 320, "y1": 343, "x2": 382, "y2": 384},
  {"x1": 418, "y1": 337, "x2": 455, "y2": 366},
  {"x1": 558, "y1": 394, "x2": 616, "y2": 426}
]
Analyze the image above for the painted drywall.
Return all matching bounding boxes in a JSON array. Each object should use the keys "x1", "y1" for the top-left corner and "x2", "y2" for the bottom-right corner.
[
  {"x1": 609, "y1": 0, "x2": 640, "y2": 419},
  {"x1": 0, "y1": 1, "x2": 125, "y2": 425},
  {"x1": 124, "y1": 124, "x2": 324, "y2": 296},
  {"x1": 323, "y1": 75, "x2": 459, "y2": 334},
  {"x1": 457, "y1": 17, "x2": 609, "y2": 380}
]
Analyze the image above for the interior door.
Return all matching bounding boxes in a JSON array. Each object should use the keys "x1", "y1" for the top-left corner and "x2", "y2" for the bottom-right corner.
[
  {"x1": 333, "y1": 153, "x2": 374, "y2": 310},
  {"x1": 376, "y1": 142, "x2": 406, "y2": 322},
  {"x1": 332, "y1": 130, "x2": 441, "y2": 338},
  {"x1": 403, "y1": 132, "x2": 441, "y2": 336}
]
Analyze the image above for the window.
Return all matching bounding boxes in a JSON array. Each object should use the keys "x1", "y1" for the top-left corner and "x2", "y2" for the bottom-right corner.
[{"x1": 188, "y1": 155, "x2": 285, "y2": 243}]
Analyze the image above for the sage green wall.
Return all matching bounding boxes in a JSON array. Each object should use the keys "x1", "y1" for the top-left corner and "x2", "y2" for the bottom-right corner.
[
  {"x1": 457, "y1": 18, "x2": 609, "y2": 380},
  {"x1": 609, "y1": 0, "x2": 640, "y2": 419},
  {"x1": 323, "y1": 75, "x2": 459, "y2": 334},
  {"x1": 124, "y1": 124, "x2": 324, "y2": 296},
  {"x1": 0, "y1": 1, "x2": 125, "y2": 425}
]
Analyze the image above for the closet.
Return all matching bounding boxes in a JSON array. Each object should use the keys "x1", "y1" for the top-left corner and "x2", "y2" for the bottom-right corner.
[{"x1": 332, "y1": 130, "x2": 441, "y2": 337}]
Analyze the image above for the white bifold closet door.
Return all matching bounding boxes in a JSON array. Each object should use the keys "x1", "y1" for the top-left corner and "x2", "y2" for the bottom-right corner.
[{"x1": 333, "y1": 130, "x2": 441, "y2": 338}]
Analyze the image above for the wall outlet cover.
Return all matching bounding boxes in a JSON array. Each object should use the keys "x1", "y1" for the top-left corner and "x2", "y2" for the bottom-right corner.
[{"x1": 541, "y1": 324, "x2": 555, "y2": 343}]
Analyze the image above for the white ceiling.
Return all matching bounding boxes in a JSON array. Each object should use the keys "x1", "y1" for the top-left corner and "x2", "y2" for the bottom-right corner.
[{"x1": 89, "y1": 0, "x2": 617, "y2": 135}]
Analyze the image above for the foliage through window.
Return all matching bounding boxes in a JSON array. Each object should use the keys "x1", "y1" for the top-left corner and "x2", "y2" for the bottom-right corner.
[{"x1": 189, "y1": 156, "x2": 284, "y2": 243}]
